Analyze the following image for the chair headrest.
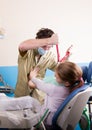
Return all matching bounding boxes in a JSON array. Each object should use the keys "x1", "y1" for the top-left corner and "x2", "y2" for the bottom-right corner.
[
  {"x1": 87, "y1": 61, "x2": 92, "y2": 83},
  {"x1": 81, "y1": 61, "x2": 92, "y2": 84},
  {"x1": 81, "y1": 66, "x2": 88, "y2": 82}
]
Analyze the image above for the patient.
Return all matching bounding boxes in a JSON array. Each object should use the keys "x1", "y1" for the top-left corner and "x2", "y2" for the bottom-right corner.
[{"x1": 0, "y1": 61, "x2": 84, "y2": 126}]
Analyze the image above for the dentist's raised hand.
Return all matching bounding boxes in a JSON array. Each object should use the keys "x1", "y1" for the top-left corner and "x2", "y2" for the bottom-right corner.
[{"x1": 50, "y1": 34, "x2": 59, "y2": 45}]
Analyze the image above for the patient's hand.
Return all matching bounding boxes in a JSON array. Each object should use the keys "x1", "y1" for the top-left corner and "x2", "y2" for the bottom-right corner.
[
  {"x1": 28, "y1": 80, "x2": 36, "y2": 89},
  {"x1": 28, "y1": 67, "x2": 39, "y2": 89},
  {"x1": 29, "y1": 67, "x2": 39, "y2": 79},
  {"x1": 50, "y1": 34, "x2": 58, "y2": 45}
]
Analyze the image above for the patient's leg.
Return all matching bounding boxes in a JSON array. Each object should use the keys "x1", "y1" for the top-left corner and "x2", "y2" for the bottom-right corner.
[
  {"x1": 0, "y1": 94, "x2": 41, "y2": 112},
  {"x1": 0, "y1": 93, "x2": 8, "y2": 99}
]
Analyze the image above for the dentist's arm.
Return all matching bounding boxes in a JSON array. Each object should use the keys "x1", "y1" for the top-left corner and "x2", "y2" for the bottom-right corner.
[{"x1": 19, "y1": 34, "x2": 58, "y2": 52}]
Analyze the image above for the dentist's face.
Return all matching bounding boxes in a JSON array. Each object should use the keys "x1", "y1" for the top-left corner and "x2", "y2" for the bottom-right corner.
[
  {"x1": 38, "y1": 45, "x2": 53, "y2": 55},
  {"x1": 42, "y1": 45, "x2": 53, "y2": 50}
]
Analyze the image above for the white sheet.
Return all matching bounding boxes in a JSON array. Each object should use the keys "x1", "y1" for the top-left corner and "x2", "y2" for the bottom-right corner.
[
  {"x1": 0, "y1": 109, "x2": 41, "y2": 128},
  {"x1": 0, "y1": 93, "x2": 41, "y2": 112},
  {"x1": 0, "y1": 93, "x2": 42, "y2": 128}
]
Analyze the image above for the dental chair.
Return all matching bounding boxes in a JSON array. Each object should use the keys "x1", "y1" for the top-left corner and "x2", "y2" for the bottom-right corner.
[
  {"x1": 44, "y1": 84, "x2": 92, "y2": 130},
  {"x1": 85, "y1": 61, "x2": 92, "y2": 129}
]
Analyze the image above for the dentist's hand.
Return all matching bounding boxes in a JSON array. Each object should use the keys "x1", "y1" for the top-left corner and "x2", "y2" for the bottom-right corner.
[{"x1": 50, "y1": 34, "x2": 59, "y2": 45}]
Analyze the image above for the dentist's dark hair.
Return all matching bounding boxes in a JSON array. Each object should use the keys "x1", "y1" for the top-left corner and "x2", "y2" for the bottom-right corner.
[{"x1": 36, "y1": 28, "x2": 54, "y2": 39}]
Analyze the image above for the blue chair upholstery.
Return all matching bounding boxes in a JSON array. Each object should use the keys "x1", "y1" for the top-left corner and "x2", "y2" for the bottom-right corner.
[
  {"x1": 81, "y1": 66, "x2": 88, "y2": 82},
  {"x1": 86, "y1": 61, "x2": 92, "y2": 127},
  {"x1": 87, "y1": 61, "x2": 92, "y2": 84},
  {"x1": 81, "y1": 61, "x2": 92, "y2": 85}
]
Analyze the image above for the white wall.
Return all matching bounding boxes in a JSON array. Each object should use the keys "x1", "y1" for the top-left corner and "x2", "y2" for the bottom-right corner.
[{"x1": 0, "y1": 0, "x2": 92, "y2": 66}]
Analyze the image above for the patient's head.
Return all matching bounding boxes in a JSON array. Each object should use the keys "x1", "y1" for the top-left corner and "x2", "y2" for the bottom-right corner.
[{"x1": 55, "y1": 61, "x2": 84, "y2": 92}]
